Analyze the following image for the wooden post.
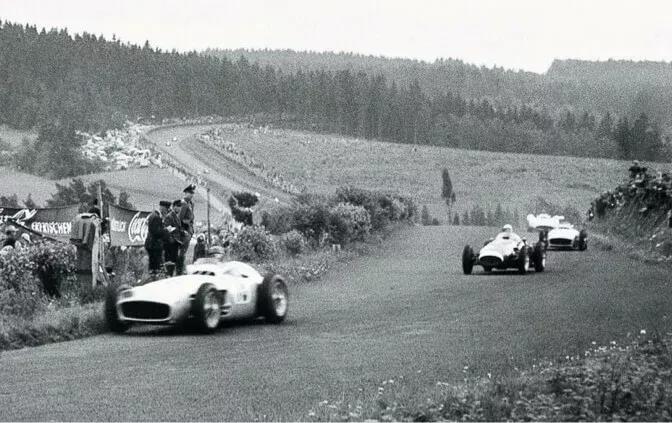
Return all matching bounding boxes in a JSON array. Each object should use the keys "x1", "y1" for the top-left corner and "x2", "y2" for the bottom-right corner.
[{"x1": 207, "y1": 188, "x2": 211, "y2": 249}]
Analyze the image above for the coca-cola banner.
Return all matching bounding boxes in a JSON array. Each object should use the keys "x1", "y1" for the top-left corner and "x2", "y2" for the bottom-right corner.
[
  {"x1": 0, "y1": 205, "x2": 80, "y2": 242},
  {"x1": 108, "y1": 204, "x2": 150, "y2": 247}
]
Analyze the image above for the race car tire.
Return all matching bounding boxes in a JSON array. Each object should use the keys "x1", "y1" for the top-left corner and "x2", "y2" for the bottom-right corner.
[
  {"x1": 462, "y1": 245, "x2": 474, "y2": 275},
  {"x1": 532, "y1": 244, "x2": 546, "y2": 272},
  {"x1": 259, "y1": 274, "x2": 289, "y2": 324},
  {"x1": 192, "y1": 283, "x2": 221, "y2": 333},
  {"x1": 517, "y1": 246, "x2": 530, "y2": 275},
  {"x1": 578, "y1": 230, "x2": 588, "y2": 251},
  {"x1": 105, "y1": 284, "x2": 132, "y2": 333}
]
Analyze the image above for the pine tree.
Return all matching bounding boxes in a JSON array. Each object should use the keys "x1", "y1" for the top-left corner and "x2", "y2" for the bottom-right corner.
[{"x1": 23, "y1": 194, "x2": 37, "y2": 208}]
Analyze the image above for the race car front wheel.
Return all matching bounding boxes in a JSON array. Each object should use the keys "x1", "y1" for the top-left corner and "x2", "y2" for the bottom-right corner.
[
  {"x1": 192, "y1": 283, "x2": 221, "y2": 333},
  {"x1": 462, "y1": 245, "x2": 474, "y2": 275},
  {"x1": 105, "y1": 284, "x2": 132, "y2": 333},
  {"x1": 259, "y1": 274, "x2": 289, "y2": 323}
]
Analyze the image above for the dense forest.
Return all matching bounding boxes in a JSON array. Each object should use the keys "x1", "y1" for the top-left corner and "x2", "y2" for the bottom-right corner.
[
  {"x1": 209, "y1": 49, "x2": 672, "y2": 128},
  {"x1": 0, "y1": 21, "x2": 670, "y2": 181}
]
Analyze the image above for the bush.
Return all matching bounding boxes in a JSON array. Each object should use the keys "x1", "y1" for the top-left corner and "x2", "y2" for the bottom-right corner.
[
  {"x1": 292, "y1": 200, "x2": 331, "y2": 242},
  {"x1": 230, "y1": 225, "x2": 278, "y2": 262},
  {"x1": 335, "y1": 186, "x2": 417, "y2": 230},
  {"x1": 335, "y1": 186, "x2": 386, "y2": 230},
  {"x1": 28, "y1": 242, "x2": 76, "y2": 297},
  {"x1": 0, "y1": 247, "x2": 48, "y2": 318},
  {"x1": 328, "y1": 202, "x2": 372, "y2": 244},
  {"x1": 231, "y1": 191, "x2": 260, "y2": 208},
  {"x1": 229, "y1": 191, "x2": 260, "y2": 226},
  {"x1": 261, "y1": 206, "x2": 295, "y2": 235},
  {"x1": 281, "y1": 230, "x2": 309, "y2": 256}
]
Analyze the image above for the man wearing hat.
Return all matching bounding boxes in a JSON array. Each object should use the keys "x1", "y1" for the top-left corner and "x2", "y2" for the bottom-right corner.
[
  {"x1": 177, "y1": 184, "x2": 196, "y2": 275},
  {"x1": 145, "y1": 201, "x2": 171, "y2": 277},
  {"x1": 162, "y1": 199, "x2": 182, "y2": 276}
]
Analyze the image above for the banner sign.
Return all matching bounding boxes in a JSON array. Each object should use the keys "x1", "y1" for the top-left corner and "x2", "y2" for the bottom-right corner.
[
  {"x1": 108, "y1": 204, "x2": 151, "y2": 246},
  {"x1": 0, "y1": 205, "x2": 79, "y2": 242}
]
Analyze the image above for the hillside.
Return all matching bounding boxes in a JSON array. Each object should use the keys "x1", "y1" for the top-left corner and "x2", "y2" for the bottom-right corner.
[
  {"x1": 0, "y1": 166, "x2": 209, "y2": 220},
  {"x1": 206, "y1": 49, "x2": 672, "y2": 125},
  {"x1": 188, "y1": 123, "x2": 632, "y2": 224}
]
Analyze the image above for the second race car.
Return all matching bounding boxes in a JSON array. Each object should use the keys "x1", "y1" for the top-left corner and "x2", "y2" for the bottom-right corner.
[{"x1": 462, "y1": 225, "x2": 546, "y2": 275}]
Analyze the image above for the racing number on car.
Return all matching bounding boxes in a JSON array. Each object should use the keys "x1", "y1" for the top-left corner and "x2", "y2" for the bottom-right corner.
[{"x1": 236, "y1": 283, "x2": 251, "y2": 304}]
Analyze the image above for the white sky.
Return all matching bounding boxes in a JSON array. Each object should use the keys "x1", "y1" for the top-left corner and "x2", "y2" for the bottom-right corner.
[{"x1": 1, "y1": 0, "x2": 671, "y2": 73}]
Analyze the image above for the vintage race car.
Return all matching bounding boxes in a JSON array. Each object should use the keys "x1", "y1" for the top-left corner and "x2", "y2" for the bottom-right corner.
[
  {"x1": 104, "y1": 260, "x2": 288, "y2": 333},
  {"x1": 462, "y1": 233, "x2": 546, "y2": 275},
  {"x1": 527, "y1": 213, "x2": 587, "y2": 250},
  {"x1": 546, "y1": 222, "x2": 588, "y2": 250}
]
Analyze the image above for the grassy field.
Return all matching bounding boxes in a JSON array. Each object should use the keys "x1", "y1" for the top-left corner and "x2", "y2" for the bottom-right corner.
[
  {"x1": 192, "y1": 125, "x2": 632, "y2": 224},
  {"x1": 0, "y1": 167, "x2": 210, "y2": 220},
  {"x1": 0, "y1": 125, "x2": 37, "y2": 148}
]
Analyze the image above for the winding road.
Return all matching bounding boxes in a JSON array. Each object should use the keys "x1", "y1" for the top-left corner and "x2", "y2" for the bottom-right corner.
[
  {"x1": 2, "y1": 222, "x2": 672, "y2": 420},
  {"x1": 144, "y1": 125, "x2": 294, "y2": 210}
]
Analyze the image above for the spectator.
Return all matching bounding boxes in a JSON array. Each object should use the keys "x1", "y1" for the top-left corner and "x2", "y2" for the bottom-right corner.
[
  {"x1": 88, "y1": 199, "x2": 101, "y2": 218},
  {"x1": 144, "y1": 201, "x2": 171, "y2": 278},
  {"x1": 2, "y1": 225, "x2": 22, "y2": 250},
  {"x1": 162, "y1": 199, "x2": 182, "y2": 276},
  {"x1": 193, "y1": 234, "x2": 207, "y2": 263},
  {"x1": 177, "y1": 184, "x2": 196, "y2": 275}
]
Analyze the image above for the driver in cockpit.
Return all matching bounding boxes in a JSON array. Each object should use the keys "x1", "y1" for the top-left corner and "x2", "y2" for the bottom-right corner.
[{"x1": 498, "y1": 224, "x2": 522, "y2": 244}]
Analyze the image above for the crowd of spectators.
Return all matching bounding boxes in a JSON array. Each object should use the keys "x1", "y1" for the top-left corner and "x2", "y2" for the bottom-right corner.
[{"x1": 590, "y1": 160, "x2": 672, "y2": 227}]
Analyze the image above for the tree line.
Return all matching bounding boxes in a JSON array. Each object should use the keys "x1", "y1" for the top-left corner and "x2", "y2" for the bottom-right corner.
[{"x1": 1, "y1": 20, "x2": 669, "y2": 179}]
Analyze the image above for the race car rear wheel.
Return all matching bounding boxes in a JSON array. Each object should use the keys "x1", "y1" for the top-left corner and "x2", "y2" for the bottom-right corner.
[
  {"x1": 578, "y1": 230, "x2": 588, "y2": 251},
  {"x1": 532, "y1": 244, "x2": 546, "y2": 272},
  {"x1": 192, "y1": 283, "x2": 221, "y2": 333},
  {"x1": 259, "y1": 274, "x2": 289, "y2": 323},
  {"x1": 105, "y1": 284, "x2": 132, "y2": 333},
  {"x1": 517, "y1": 247, "x2": 530, "y2": 275},
  {"x1": 462, "y1": 245, "x2": 475, "y2": 275}
]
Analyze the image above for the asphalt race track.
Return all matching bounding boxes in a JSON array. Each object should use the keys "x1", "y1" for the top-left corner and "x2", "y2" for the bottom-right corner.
[
  {"x1": 145, "y1": 125, "x2": 294, "y2": 207},
  {"x1": 2, "y1": 224, "x2": 672, "y2": 420}
]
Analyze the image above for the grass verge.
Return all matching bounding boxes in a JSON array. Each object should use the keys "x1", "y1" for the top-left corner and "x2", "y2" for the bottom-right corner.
[
  {"x1": 0, "y1": 302, "x2": 105, "y2": 350},
  {"x1": 306, "y1": 333, "x2": 672, "y2": 421}
]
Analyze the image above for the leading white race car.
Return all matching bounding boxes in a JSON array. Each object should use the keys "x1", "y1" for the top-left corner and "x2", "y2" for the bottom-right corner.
[{"x1": 105, "y1": 260, "x2": 288, "y2": 333}]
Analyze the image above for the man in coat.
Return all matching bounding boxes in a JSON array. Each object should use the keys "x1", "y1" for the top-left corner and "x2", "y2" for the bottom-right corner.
[
  {"x1": 162, "y1": 199, "x2": 182, "y2": 276},
  {"x1": 144, "y1": 201, "x2": 171, "y2": 277},
  {"x1": 177, "y1": 184, "x2": 196, "y2": 275}
]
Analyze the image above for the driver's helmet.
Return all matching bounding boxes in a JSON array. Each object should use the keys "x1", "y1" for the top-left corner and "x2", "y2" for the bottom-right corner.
[{"x1": 501, "y1": 224, "x2": 513, "y2": 233}]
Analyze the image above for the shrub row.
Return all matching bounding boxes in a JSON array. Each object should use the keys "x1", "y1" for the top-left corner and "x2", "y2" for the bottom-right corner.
[{"x1": 229, "y1": 187, "x2": 416, "y2": 263}]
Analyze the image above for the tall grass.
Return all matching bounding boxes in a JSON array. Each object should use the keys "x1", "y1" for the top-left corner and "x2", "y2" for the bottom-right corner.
[{"x1": 307, "y1": 334, "x2": 672, "y2": 422}]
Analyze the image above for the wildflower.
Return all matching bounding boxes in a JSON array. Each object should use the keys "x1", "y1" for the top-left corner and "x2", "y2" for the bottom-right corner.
[
  {"x1": 641, "y1": 329, "x2": 647, "y2": 335},
  {"x1": 308, "y1": 411, "x2": 316, "y2": 417},
  {"x1": 487, "y1": 373, "x2": 492, "y2": 379}
]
